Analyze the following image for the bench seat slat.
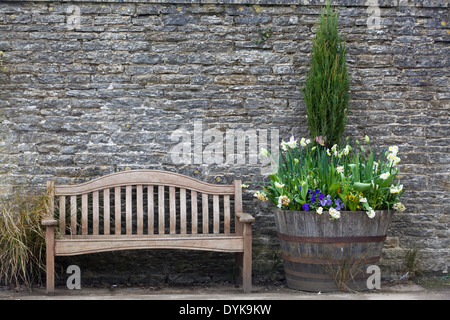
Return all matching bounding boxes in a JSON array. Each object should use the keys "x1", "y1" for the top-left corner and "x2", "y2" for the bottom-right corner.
[
  {"x1": 58, "y1": 234, "x2": 239, "y2": 240},
  {"x1": 54, "y1": 235, "x2": 244, "y2": 256}
]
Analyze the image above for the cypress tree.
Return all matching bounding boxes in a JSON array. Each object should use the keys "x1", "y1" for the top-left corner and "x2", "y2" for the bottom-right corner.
[{"x1": 302, "y1": 1, "x2": 349, "y2": 148}]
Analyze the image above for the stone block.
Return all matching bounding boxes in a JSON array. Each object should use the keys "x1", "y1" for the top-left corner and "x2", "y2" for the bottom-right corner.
[
  {"x1": 163, "y1": 14, "x2": 198, "y2": 26},
  {"x1": 214, "y1": 75, "x2": 257, "y2": 85},
  {"x1": 131, "y1": 53, "x2": 162, "y2": 64}
]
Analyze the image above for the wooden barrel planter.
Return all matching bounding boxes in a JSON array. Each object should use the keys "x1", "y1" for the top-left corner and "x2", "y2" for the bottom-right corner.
[{"x1": 273, "y1": 208, "x2": 394, "y2": 292}]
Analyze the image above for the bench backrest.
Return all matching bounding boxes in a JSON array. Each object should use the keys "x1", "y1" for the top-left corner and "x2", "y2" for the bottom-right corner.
[{"x1": 48, "y1": 170, "x2": 244, "y2": 238}]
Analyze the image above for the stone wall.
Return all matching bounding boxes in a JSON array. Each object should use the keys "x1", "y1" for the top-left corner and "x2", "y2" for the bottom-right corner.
[{"x1": 0, "y1": 0, "x2": 448, "y2": 285}]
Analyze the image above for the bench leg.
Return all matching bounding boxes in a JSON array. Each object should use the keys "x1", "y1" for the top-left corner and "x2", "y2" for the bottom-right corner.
[
  {"x1": 235, "y1": 223, "x2": 252, "y2": 293},
  {"x1": 242, "y1": 223, "x2": 252, "y2": 293},
  {"x1": 45, "y1": 225, "x2": 55, "y2": 295}
]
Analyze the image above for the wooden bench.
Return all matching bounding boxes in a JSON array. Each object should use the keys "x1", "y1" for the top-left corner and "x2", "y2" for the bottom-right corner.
[{"x1": 42, "y1": 170, "x2": 254, "y2": 294}]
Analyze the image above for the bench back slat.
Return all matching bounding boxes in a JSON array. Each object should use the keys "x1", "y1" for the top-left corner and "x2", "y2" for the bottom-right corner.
[
  {"x1": 213, "y1": 195, "x2": 220, "y2": 234},
  {"x1": 233, "y1": 180, "x2": 243, "y2": 236},
  {"x1": 202, "y1": 193, "x2": 209, "y2": 234},
  {"x1": 169, "y1": 186, "x2": 176, "y2": 234},
  {"x1": 180, "y1": 188, "x2": 187, "y2": 234},
  {"x1": 70, "y1": 195, "x2": 77, "y2": 235},
  {"x1": 93, "y1": 191, "x2": 99, "y2": 235},
  {"x1": 224, "y1": 195, "x2": 231, "y2": 234},
  {"x1": 54, "y1": 170, "x2": 235, "y2": 196},
  {"x1": 136, "y1": 185, "x2": 143, "y2": 235},
  {"x1": 59, "y1": 195, "x2": 66, "y2": 233},
  {"x1": 126, "y1": 185, "x2": 132, "y2": 235},
  {"x1": 191, "y1": 190, "x2": 198, "y2": 234},
  {"x1": 158, "y1": 185, "x2": 165, "y2": 234},
  {"x1": 103, "y1": 189, "x2": 110, "y2": 235},
  {"x1": 115, "y1": 187, "x2": 121, "y2": 235},
  {"x1": 81, "y1": 194, "x2": 88, "y2": 235},
  {"x1": 148, "y1": 185, "x2": 154, "y2": 234}
]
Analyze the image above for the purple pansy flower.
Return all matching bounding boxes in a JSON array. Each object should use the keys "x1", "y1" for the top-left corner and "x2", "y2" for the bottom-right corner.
[
  {"x1": 320, "y1": 195, "x2": 332, "y2": 206},
  {"x1": 302, "y1": 203, "x2": 310, "y2": 211},
  {"x1": 335, "y1": 198, "x2": 343, "y2": 210}
]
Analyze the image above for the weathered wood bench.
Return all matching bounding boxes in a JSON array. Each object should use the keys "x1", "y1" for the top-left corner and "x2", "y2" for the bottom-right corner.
[{"x1": 42, "y1": 170, "x2": 254, "y2": 293}]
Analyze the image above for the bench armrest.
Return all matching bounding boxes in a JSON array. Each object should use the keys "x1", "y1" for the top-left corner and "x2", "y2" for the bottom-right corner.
[
  {"x1": 236, "y1": 212, "x2": 255, "y2": 223},
  {"x1": 42, "y1": 219, "x2": 58, "y2": 226}
]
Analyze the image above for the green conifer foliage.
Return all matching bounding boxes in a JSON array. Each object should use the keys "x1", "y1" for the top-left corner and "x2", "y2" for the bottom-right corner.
[{"x1": 302, "y1": 1, "x2": 350, "y2": 148}]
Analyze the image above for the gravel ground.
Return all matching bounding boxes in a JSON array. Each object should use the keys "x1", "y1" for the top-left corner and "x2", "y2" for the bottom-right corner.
[{"x1": 1, "y1": 279, "x2": 449, "y2": 300}]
